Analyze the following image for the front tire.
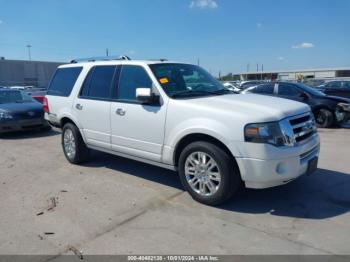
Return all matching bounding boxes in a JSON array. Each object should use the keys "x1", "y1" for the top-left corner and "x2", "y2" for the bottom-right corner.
[
  {"x1": 178, "y1": 141, "x2": 242, "y2": 206},
  {"x1": 314, "y1": 109, "x2": 334, "y2": 128},
  {"x1": 62, "y1": 123, "x2": 90, "y2": 164}
]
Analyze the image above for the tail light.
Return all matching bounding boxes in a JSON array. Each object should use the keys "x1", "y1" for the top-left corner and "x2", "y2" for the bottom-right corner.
[
  {"x1": 43, "y1": 97, "x2": 50, "y2": 113},
  {"x1": 33, "y1": 96, "x2": 44, "y2": 104}
]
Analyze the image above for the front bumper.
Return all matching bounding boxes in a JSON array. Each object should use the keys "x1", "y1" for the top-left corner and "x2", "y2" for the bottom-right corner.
[
  {"x1": 0, "y1": 118, "x2": 49, "y2": 133},
  {"x1": 335, "y1": 106, "x2": 350, "y2": 123},
  {"x1": 234, "y1": 133, "x2": 320, "y2": 189}
]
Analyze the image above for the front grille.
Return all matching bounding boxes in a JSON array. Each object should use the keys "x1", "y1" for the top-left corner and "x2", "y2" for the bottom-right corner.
[{"x1": 289, "y1": 113, "x2": 316, "y2": 143}]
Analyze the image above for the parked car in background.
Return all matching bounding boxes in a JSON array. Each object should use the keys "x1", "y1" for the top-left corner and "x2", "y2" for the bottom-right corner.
[
  {"x1": 0, "y1": 89, "x2": 50, "y2": 134},
  {"x1": 45, "y1": 58, "x2": 319, "y2": 205},
  {"x1": 240, "y1": 80, "x2": 267, "y2": 90},
  {"x1": 242, "y1": 81, "x2": 350, "y2": 128},
  {"x1": 303, "y1": 79, "x2": 325, "y2": 88},
  {"x1": 222, "y1": 82, "x2": 241, "y2": 93},
  {"x1": 317, "y1": 80, "x2": 350, "y2": 98}
]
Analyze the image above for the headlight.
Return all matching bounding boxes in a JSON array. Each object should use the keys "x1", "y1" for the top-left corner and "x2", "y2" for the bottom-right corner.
[
  {"x1": 0, "y1": 112, "x2": 13, "y2": 120},
  {"x1": 338, "y1": 103, "x2": 350, "y2": 112},
  {"x1": 244, "y1": 122, "x2": 286, "y2": 147}
]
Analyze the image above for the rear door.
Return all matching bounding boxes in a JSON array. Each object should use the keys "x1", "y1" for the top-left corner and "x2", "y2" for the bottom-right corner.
[{"x1": 73, "y1": 65, "x2": 117, "y2": 149}]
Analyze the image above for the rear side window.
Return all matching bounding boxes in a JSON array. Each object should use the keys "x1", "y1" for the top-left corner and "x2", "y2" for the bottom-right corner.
[
  {"x1": 118, "y1": 65, "x2": 153, "y2": 101},
  {"x1": 80, "y1": 66, "x2": 116, "y2": 100},
  {"x1": 47, "y1": 67, "x2": 82, "y2": 96}
]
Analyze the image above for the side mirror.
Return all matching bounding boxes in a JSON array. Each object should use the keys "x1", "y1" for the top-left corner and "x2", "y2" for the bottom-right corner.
[
  {"x1": 300, "y1": 92, "x2": 309, "y2": 100},
  {"x1": 136, "y1": 88, "x2": 159, "y2": 105}
]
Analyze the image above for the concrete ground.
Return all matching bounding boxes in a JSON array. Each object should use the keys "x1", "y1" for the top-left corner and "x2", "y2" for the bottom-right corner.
[{"x1": 0, "y1": 126, "x2": 349, "y2": 256}]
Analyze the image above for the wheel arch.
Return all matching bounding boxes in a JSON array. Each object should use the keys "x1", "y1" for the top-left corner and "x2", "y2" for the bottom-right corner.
[
  {"x1": 60, "y1": 117, "x2": 78, "y2": 128},
  {"x1": 173, "y1": 133, "x2": 237, "y2": 168},
  {"x1": 312, "y1": 104, "x2": 334, "y2": 113},
  {"x1": 60, "y1": 116, "x2": 87, "y2": 143}
]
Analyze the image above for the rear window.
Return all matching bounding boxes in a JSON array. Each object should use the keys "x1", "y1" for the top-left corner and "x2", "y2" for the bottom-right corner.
[{"x1": 47, "y1": 67, "x2": 82, "y2": 97}]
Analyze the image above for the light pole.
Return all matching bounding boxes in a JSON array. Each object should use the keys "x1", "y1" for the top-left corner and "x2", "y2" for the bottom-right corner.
[{"x1": 26, "y1": 44, "x2": 32, "y2": 61}]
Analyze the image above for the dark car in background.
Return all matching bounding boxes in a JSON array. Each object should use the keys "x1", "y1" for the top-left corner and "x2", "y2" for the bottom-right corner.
[
  {"x1": 0, "y1": 89, "x2": 50, "y2": 134},
  {"x1": 243, "y1": 81, "x2": 350, "y2": 128},
  {"x1": 317, "y1": 80, "x2": 350, "y2": 98}
]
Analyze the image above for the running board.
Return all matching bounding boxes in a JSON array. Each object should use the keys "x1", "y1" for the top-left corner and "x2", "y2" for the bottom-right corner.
[{"x1": 87, "y1": 145, "x2": 177, "y2": 171}]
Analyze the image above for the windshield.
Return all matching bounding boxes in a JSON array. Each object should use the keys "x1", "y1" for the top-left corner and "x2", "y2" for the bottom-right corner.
[
  {"x1": 150, "y1": 63, "x2": 231, "y2": 98},
  {"x1": 296, "y1": 83, "x2": 325, "y2": 96},
  {"x1": 0, "y1": 90, "x2": 34, "y2": 104}
]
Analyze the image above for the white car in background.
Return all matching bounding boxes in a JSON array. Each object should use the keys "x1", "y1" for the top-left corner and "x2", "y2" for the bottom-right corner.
[{"x1": 222, "y1": 82, "x2": 241, "y2": 93}]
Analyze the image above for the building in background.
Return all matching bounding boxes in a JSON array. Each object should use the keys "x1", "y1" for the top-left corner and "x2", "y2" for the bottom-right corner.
[
  {"x1": 235, "y1": 67, "x2": 350, "y2": 81},
  {"x1": 0, "y1": 58, "x2": 63, "y2": 87}
]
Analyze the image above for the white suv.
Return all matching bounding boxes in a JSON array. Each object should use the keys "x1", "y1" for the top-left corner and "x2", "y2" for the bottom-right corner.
[{"x1": 44, "y1": 57, "x2": 320, "y2": 205}]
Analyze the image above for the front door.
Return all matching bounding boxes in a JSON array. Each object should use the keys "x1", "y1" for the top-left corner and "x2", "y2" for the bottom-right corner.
[
  {"x1": 276, "y1": 83, "x2": 307, "y2": 103},
  {"x1": 110, "y1": 65, "x2": 167, "y2": 162}
]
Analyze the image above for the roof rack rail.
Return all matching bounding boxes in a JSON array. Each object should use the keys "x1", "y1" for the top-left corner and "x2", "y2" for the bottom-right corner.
[
  {"x1": 70, "y1": 55, "x2": 131, "y2": 64},
  {"x1": 148, "y1": 58, "x2": 168, "y2": 62}
]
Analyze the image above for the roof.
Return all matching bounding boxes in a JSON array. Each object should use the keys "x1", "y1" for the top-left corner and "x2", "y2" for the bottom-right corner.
[{"x1": 239, "y1": 67, "x2": 350, "y2": 75}]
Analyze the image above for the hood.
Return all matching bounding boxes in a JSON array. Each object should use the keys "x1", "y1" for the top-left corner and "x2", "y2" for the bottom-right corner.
[
  {"x1": 0, "y1": 101, "x2": 44, "y2": 114},
  {"x1": 177, "y1": 94, "x2": 310, "y2": 122},
  {"x1": 323, "y1": 95, "x2": 350, "y2": 103}
]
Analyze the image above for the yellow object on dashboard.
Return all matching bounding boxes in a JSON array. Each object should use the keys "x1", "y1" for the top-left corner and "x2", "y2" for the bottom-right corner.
[{"x1": 159, "y1": 78, "x2": 169, "y2": 84}]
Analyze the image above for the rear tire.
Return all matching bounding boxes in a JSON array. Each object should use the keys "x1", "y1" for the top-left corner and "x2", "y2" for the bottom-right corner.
[
  {"x1": 178, "y1": 141, "x2": 242, "y2": 206},
  {"x1": 62, "y1": 123, "x2": 90, "y2": 164},
  {"x1": 314, "y1": 109, "x2": 334, "y2": 128}
]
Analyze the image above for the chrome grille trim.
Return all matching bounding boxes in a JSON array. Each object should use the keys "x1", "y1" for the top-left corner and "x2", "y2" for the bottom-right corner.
[{"x1": 279, "y1": 112, "x2": 317, "y2": 146}]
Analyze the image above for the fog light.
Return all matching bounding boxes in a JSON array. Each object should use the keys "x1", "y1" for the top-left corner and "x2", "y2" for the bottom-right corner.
[{"x1": 276, "y1": 162, "x2": 287, "y2": 175}]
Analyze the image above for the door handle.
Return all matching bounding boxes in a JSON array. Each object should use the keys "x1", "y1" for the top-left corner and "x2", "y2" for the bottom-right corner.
[
  {"x1": 116, "y1": 108, "x2": 126, "y2": 116},
  {"x1": 75, "y1": 104, "x2": 83, "y2": 110}
]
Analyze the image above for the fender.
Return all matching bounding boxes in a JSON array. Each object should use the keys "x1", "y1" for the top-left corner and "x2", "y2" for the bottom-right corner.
[{"x1": 162, "y1": 117, "x2": 243, "y2": 165}]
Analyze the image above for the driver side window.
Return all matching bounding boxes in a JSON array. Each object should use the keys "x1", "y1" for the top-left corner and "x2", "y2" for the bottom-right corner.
[
  {"x1": 118, "y1": 65, "x2": 153, "y2": 102},
  {"x1": 278, "y1": 83, "x2": 301, "y2": 96}
]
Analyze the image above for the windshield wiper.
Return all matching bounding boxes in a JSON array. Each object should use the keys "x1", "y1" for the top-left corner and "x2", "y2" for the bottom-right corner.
[{"x1": 171, "y1": 89, "x2": 231, "y2": 98}]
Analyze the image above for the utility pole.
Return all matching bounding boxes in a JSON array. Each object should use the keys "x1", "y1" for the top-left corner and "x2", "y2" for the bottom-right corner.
[
  {"x1": 246, "y1": 63, "x2": 250, "y2": 81},
  {"x1": 197, "y1": 58, "x2": 200, "y2": 66},
  {"x1": 26, "y1": 44, "x2": 32, "y2": 61},
  {"x1": 106, "y1": 48, "x2": 109, "y2": 57},
  {"x1": 261, "y1": 64, "x2": 264, "y2": 80}
]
